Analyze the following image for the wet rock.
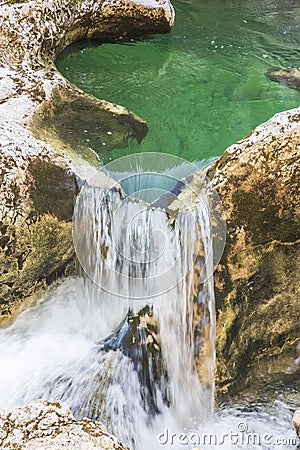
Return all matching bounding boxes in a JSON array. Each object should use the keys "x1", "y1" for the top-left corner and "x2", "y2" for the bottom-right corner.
[
  {"x1": 292, "y1": 410, "x2": 300, "y2": 437},
  {"x1": 0, "y1": 400, "x2": 129, "y2": 449},
  {"x1": 103, "y1": 306, "x2": 169, "y2": 415},
  {"x1": 266, "y1": 67, "x2": 300, "y2": 90},
  {"x1": 32, "y1": 86, "x2": 148, "y2": 164},
  {"x1": 209, "y1": 107, "x2": 300, "y2": 398}
]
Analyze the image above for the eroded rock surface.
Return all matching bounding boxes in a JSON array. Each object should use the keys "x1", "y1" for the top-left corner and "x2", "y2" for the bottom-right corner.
[
  {"x1": 0, "y1": 135, "x2": 78, "y2": 320},
  {"x1": 0, "y1": 0, "x2": 174, "y2": 159},
  {"x1": 209, "y1": 107, "x2": 300, "y2": 397},
  {"x1": 0, "y1": 400, "x2": 129, "y2": 449}
]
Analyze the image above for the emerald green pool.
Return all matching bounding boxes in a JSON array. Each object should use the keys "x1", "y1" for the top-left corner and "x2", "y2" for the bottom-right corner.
[{"x1": 56, "y1": 0, "x2": 299, "y2": 163}]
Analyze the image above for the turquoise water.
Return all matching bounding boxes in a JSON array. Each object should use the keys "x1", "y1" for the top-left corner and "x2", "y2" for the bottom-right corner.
[{"x1": 56, "y1": 0, "x2": 299, "y2": 163}]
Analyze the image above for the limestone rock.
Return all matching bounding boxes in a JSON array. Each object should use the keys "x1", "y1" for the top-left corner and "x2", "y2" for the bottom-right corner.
[
  {"x1": 292, "y1": 410, "x2": 300, "y2": 437},
  {"x1": 0, "y1": 400, "x2": 129, "y2": 449},
  {"x1": 266, "y1": 67, "x2": 300, "y2": 90},
  {"x1": 209, "y1": 107, "x2": 300, "y2": 397}
]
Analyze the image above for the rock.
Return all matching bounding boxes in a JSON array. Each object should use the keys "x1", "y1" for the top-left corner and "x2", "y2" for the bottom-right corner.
[
  {"x1": 292, "y1": 410, "x2": 300, "y2": 437},
  {"x1": 266, "y1": 67, "x2": 300, "y2": 90},
  {"x1": 0, "y1": 400, "x2": 129, "y2": 449},
  {"x1": 32, "y1": 87, "x2": 148, "y2": 162},
  {"x1": 0, "y1": 145, "x2": 78, "y2": 322},
  {"x1": 103, "y1": 305, "x2": 169, "y2": 415},
  {"x1": 208, "y1": 107, "x2": 300, "y2": 397},
  {"x1": 0, "y1": 0, "x2": 175, "y2": 322}
]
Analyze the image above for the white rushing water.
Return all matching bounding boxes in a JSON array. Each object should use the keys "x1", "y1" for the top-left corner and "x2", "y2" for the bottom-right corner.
[
  {"x1": 0, "y1": 159, "x2": 297, "y2": 449},
  {"x1": 72, "y1": 176, "x2": 216, "y2": 433}
]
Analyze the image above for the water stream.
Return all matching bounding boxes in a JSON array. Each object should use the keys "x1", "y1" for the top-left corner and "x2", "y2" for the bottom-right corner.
[
  {"x1": 0, "y1": 0, "x2": 299, "y2": 448},
  {"x1": 0, "y1": 162, "x2": 299, "y2": 449}
]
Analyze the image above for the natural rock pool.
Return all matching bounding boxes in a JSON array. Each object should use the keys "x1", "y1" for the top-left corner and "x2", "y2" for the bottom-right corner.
[{"x1": 56, "y1": 0, "x2": 300, "y2": 163}]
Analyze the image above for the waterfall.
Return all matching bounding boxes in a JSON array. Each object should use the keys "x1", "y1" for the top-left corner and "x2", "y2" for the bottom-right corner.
[
  {"x1": 0, "y1": 155, "x2": 295, "y2": 450},
  {"x1": 70, "y1": 160, "x2": 217, "y2": 446},
  {"x1": 0, "y1": 154, "x2": 222, "y2": 449}
]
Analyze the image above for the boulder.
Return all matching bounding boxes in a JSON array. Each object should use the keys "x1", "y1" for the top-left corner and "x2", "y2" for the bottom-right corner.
[
  {"x1": 0, "y1": 400, "x2": 129, "y2": 449},
  {"x1": 209, "y1": 107, "x2": 300, "y2": 397}
]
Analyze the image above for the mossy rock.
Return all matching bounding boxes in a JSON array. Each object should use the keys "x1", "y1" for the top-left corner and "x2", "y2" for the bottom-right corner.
[
  {"x1": 0, "y1": 157, "x2": 78, "y2": 321},
  {"x1": 210, "y1": 109, "x2": 300, "y2": 399}
]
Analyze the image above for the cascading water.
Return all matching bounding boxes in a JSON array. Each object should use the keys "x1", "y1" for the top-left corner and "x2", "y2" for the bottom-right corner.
[
  {"x1": 71, "y1": 154, "x2": 218, "y2": 444},
  {"x1": 0, "y1": 155, "x2": 298, "y2": 450}
]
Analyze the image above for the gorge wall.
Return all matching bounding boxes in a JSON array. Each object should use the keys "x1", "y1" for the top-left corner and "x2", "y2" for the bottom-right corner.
[{"x1": 210, "y1": 108, "x2": 300, "y2": 397}]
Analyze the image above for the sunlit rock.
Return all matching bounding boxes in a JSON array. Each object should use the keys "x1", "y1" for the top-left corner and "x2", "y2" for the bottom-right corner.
[{"x1": 0, "y1": 400, "x2": 129, "y2": 449}]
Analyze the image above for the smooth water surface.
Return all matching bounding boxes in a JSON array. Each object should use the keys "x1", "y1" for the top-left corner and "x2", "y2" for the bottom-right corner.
[{"x1": 56, "y1": 0, "x2": 299, "y2": 163}]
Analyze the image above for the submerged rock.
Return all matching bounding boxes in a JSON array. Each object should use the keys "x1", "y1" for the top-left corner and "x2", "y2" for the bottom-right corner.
[
  {"x1": 209, "y1": 107, "x2": 300, "y2": 397},
  {"x1": 266, "y1": 67, "x2": 300, "y2": 91},
  {"x1": 0, "y1": 400, "x2": 129, "y2": 449},
  {"x1": 32, "y1": 87, "x2": 148, "y2": 161}
]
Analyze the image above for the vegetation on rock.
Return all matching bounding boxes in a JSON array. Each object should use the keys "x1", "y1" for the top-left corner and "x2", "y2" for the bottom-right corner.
[{"x1": 209, "y1": 108, "x2": 300, "y2": 397}]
